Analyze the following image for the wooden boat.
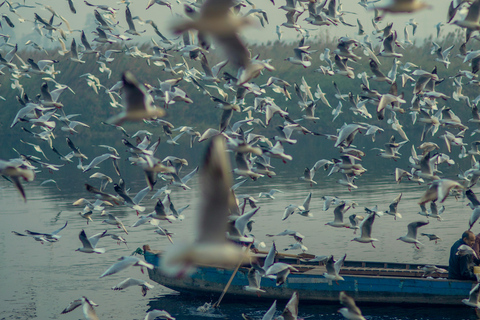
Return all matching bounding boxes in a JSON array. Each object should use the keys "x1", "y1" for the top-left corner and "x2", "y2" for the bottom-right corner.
[{"x1": 143, "y1": 245, "x2": 476, "y2": 306}]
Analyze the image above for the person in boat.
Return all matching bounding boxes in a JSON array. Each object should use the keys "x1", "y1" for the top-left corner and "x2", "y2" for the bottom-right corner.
[
  {"x1": 448, "y1": 230, "x2": 478, "y2": 281},
  {"x1": 473, "y1": 232, "x2": 480, "y2": 258}
]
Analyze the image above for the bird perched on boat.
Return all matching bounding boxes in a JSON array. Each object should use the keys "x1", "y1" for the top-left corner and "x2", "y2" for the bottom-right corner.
[
  {"x1": 338, "y1": 291, "x2": 366, "y2": 320},
  {"x1": 323, "y1": 254, "x2": 346, "y2": 284},
  {"x1": 111, "y1": 278, "x2": 155, "y2": 296},
  {"x1": 457, "y1": 244, "x2": 479, "y2": 260},
  {"x1": 397, "y1": 221, "x2": 429, "y2": 249},
  {"x1": 418, "y1": 265, "x2": 447, "y2": 278}
]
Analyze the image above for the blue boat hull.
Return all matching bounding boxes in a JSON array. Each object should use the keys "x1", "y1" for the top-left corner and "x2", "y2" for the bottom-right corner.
[{"x1": 144, "y1": 250, "x2": 475, "y2": 305}]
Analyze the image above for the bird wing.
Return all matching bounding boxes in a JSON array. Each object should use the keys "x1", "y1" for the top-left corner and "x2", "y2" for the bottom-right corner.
[
  {"x1": 360, "y1": 213, "x2": 375, "y2": 237},
  {"x1": 469, "y1": 283, "x2": 480, "y2": 305},
  {"x1": 61, "y1": 299, "x2": 82, "y2": 314},
  {"x1": 112, "y1": 277, "x2": 145, "y2": 290},
  {"x1": 196, "y1": 136, "x2": 232, "y2": 243},
  {"x1": 79, "y1": 229, "x2": 93, "y2": 249},
  {"x1": 302, "y1": 192, "x2": 312, "y2": 210},
  {"x1": 334, "y1": 253, "x2": 346, "y2": 275},
  {"x1": 247, "y1": 267, "x2": 261, "y2": 288},
  {"x1": 406, "y1": 221, "x2": 429, "y2": 239},
  {"x1": 99, "y1": 256, "x2": 136, "y2": 278},
  {"x1": 82, "y1": 297, "x2": 99, "y2": 320},
  {"x1": 88, "y1": 230, "x2": 107, "y2": 248},
  {"x1": 466, "y1": 189, "x2": 480, "y2": 207},
  {"x1": 333, "y1": 203, "x2": 346, "y2": 223},
  {"x1": 234, "y1": 207, "x2": 259, "y2": 236},
  {"x1": 280, "y1": 291, "x2": 299, "y2": 320},
  {"x1": 339, "y1": 291, "x2": 362, "y2": 315},
  {"x1": 181, "y1": 166, "x2": 199, "y2": 184},
  {"x1": 50, "y1": 220, "x2": 68, "y2": 235},
  {"x1": 389, "y1": 193, "x2": 402, "y2": 211},
  {"x1": 261, "y1": 300, "x2": 277, "y2": 320},
  {"x1": 263, "y1": 242, "x2": 277, "y2": 270},
  {"x1": 325, "y1": 255, "x2": 335, "y2": 275}
]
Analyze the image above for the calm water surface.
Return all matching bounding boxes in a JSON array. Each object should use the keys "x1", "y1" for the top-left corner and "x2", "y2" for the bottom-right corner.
[{"x1": 0, "y1": 163, "x2": 478, "y2": 319}]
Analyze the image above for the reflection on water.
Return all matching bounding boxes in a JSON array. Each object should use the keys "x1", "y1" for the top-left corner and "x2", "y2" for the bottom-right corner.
[
  {"x1": 148, "y1": 292, "x2": 478, "y2": 320},
  {"x1": 0, "y1": 147, "x2": 477, "y2": 319}
]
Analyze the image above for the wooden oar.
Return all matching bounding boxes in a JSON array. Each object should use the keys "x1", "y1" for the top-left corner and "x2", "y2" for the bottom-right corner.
[{"x1": 212, "y1": 243, "x2": 252, "y2": 308}]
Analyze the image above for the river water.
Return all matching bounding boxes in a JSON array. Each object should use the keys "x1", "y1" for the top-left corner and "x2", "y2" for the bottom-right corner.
[{"x1": 0, "y1": 158, "x2": 478, "y2": 320}]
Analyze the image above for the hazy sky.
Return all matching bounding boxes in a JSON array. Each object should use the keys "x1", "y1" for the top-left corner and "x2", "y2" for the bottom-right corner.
[{"x1": 0, "y1": 0, "x2": 465, "y2": 51}]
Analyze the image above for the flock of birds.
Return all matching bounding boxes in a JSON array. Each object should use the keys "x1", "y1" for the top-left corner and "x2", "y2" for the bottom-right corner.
[{"x1": 3, "y1": 0, "x2": 480, "y2": 318}]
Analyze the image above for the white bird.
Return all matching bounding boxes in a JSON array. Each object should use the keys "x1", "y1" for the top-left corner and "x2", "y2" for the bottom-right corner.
[
  {"x1": 82, "y1": 153, "x2": 120, "y2": 173},
  {"x1": 112, "y1": 278, "x2": 155, "y2": 296},
  {"x1": 159, "y1": 136, "x2": 250, "y2": 277},
  {"x1": 297, "y1": 192, "x2": 313, "y2": 217},
  {"x1": 282, "y1": 204, "x2": 298, "y2": 221},
  {"x1": 76, "y1": 229, "x2": 107, "y2": 254},
  {"x1": 102, "y1": 213, "x2": 129, "y2": 234},
  {"x1": 352, "y1": 213, "x2": 378, "y2": 248},
  {"x1": 265, "y1": 262, "x2": 298, "y2": 286},
  {"x1": 322, "y1": 196, "x2": 339, "y2": 211},
  {"x1": 397, "y1": 221, "x2": 429, "y2": 249},
  {"x1": 23, "y1": 221, "x2": 67, "y2": 241},
  {"x1": 453, "y1": 0, "x2": 480, "y2": 31},
  {"x1": 338, "y1": 291, "x2": 366, "y2": 320},
  {"x1": 323, "y1": 254, "x2": 346, "y2": 283},
  {"x1": 326, "y1": 203, "x2": 350, "y2": 228},
  {"x1": 243, "y1": 268, "x2": 265, "y2": 293},
  {"x1": 144, "y1": 309, "x2": 176, "y2": 320},
  {"x1": 384, "y1": 193, "x2": 402, "y2": 219},
  {"x1": 100, "y1": 256, "x2": 154, "y2": 278},
  {"x1": 375, "y1": 0, "x2": 430, "y2": 13},
  {"x1": 61, "y1": 296, "x2": 99, "y2": 320},
  {"x1": 107, "y1": 71, "x2": 165, "y2": 125},
  {"x1": 457, "y1": 244, "x2": 479, "y2": 260},
  {"x1": 259, "y1": 189, "x2": 283, "y2": 199},
  {"x1": 278, "y1": 291, "x2": 299, "y2": 320},
  {"x1": 462, "y1": 283, "x2": 480, "y2": 308}
]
